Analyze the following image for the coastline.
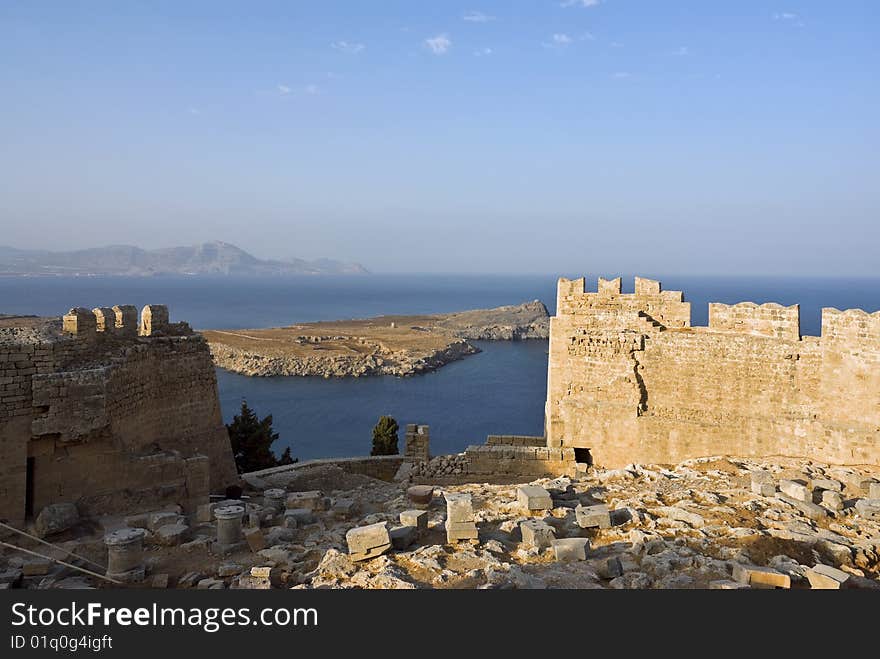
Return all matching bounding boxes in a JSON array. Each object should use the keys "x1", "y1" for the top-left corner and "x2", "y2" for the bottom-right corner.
[{"x1": 204, "y1": 301, "x2": 549, "y2": 378}]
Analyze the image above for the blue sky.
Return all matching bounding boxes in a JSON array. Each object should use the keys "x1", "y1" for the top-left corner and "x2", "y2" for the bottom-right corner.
[{"x1": 1, "y1": 1, "x2": 877, "y2": 274}]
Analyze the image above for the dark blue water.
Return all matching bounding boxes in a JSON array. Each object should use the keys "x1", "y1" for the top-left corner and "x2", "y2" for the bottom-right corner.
[{"x1": 2, "y1": 274, "x2": 879, "y2": 460}]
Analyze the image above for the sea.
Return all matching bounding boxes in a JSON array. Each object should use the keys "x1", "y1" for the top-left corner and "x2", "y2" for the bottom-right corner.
[{"x1": 1, "y1": 273, "x2": 878, "y2": 461}]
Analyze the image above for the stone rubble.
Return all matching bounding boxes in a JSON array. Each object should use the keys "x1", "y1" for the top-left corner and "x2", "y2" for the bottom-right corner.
[{"x1": 3, "y1": 457, "x2": 880, "y2": 590}]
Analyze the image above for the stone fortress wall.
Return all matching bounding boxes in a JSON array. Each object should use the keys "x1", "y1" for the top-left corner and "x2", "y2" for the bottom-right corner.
[
  {"x1": 0, "y1": 305, "x2": 237, "y2": 527},
  {"x1": 545, "y1": 276, "x2": 880, "y2": 469}
]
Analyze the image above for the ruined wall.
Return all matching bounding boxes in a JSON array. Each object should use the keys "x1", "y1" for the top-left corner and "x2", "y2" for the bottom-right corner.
[
  {"x1": 546, "y1": 276, "x2": 880, "y2": 468},
  {"x1": 244, "y1": 455, "x2": 405, "y2": 485},
  {"x1": 465, "y1": 444, "x2": 577, "y2": 478},
  {"x1": 0, "y1": 306, "x2": 237, "y2": 526}
]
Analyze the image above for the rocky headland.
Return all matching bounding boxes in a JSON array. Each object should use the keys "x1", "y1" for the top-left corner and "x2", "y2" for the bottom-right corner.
[{"x1": 203, "y1": 300, "x2": 549, "y2": 377}]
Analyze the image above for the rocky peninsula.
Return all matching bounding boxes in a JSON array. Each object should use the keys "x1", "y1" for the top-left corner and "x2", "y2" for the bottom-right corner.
[{"x1": 203, "y1": 301, "x2": 549, "y2": 377}]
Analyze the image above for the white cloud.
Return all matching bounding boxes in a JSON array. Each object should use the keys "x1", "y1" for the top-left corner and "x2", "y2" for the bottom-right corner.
[
  {"x1": 676, "y1": 46, "x2": 689, "y2": 56},
  {"x1": 425, "y1": 34, "x2": 451, "y2": 55},
  {"x1": 580, "y1": 32, "x2": 596, "y2": 41},
  {"x1": 553, "y1": 33, "x2": 573, "y2": 45},
  {"x1": 773, "y1": 12, "x2": 805, "y2": 26},
  {"x1": 611, "y1": 71, "x2": 631, "y2": 79},
  {"x1": 304, "y1": 84, "x2": 319, "y2": 95},
  {"x1": 463, "y1": 11, "x2": 495, "y2": 23},
  {"x1": 562, "y1": 0, "x2": 601, "y2": 7},
  {"x1": 187, "y1": 107, "x2": 199, "y2": 115},
  {"x1": 474, "y1": 47, "x2": 493, "y2": 56},
  {"x1": 331, "y1": 40, "x2": 365, "y2": 54},
  {"x1": 277, "y1": 84, "x2": 292, "y2": 95}
]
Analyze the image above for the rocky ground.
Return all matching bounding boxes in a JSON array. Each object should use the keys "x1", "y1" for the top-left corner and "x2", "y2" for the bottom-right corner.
[
  {"x1": 202, "y1": 301, "x2": 549, "y2": 377},
  {"x1": 3, "y1": 456, "x2": 879, "y2": 590}
]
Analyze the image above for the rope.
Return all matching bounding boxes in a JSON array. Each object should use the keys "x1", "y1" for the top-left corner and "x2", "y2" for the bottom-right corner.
[
  {"x1": 0, "y1": 520, "x2": 108, "y2": 572},
  {"x1": 0, "y1": 540, "x2": 123, "y2": 585}
]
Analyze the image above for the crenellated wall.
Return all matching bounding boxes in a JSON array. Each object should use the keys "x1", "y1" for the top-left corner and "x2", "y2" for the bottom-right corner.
[
  {"x1": 0, "y1": 305, "x2": 237, "y2": 527},
  {"x1": 546, "y1": 276, "x2": 880, "y2": 468}
]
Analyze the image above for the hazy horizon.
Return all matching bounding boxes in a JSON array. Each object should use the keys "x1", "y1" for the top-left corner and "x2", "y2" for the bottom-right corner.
[{"x1": 1, "y1": 1, "x2": 877, "y2": 276}]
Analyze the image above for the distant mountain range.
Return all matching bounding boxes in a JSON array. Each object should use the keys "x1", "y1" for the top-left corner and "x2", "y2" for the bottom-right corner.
[{"x1": 0, "y1": 241, "x2": 369, "y2": 276}]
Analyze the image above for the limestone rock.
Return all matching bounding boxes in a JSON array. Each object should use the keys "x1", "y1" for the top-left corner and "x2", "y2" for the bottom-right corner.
[
  {"x1": 520, "y1": 519, "x2": 555, "y2": 550},
  {"x1": 575, "y1": 504, "x2": 612, "y2": 529},
  {"x1": 516, "y1": 485, "x2": 552, "y2": 512},
  {"x1": 389, "y1": 525, "x2": 417, "y2": 550},
  {"x1": 154, "y1": 523, "x2": 190, "y2": 546},
  {"x1": 855, "y1": 499, "x2": 880, "y2": 520},
  {"x1": 400, "y1": 510, "x2": 429, "y2": 531},
  {"x1": 552, "y1": 537, "x2": 589, "y2": 561},
  {"x1": 805, "y1": 564, "x2": 850, "y2": 589},
  {"x1": 779, "y1": 480, "x2": 811, "y2": 503},
  {"x1": 34, "y1": 503, "x2": 79, "y2": 538},
  {"x1": 732, "y1": 564, "x2": 791, "y2": 589},
  {"x1": 346, "y1": 522, "x2": 392, "y2": 561}
]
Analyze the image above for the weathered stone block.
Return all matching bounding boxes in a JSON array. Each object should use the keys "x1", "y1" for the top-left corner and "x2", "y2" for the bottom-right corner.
[
  {"x1": 407, "y1": 485, "x2": 434, "y2": 506},
  {"x1": 750, "y1": 471, "x2": 776, "y2": 496},
  {"x1": 400, "y1": 510, "x2": 429, "y2": 531},
  {"x1": 389, "y1": 525, "x2": 417, "y2": 550},
  {"x1": 805, "y1": 564, "x2": 850, "y2": 590},
  {"x1": 780, "y1": 480, "x2": 812, "y2": 502},
  {"x1": 444, "y1": 521, "x2": 478, "y2": 542},
  {"x1": 821, "y1": 490, "x2": 844, "y2": 511},
  {"x1": 575, "y1": 504, "x2": 612, "y2": 529},
  {"x1": 22, "y1": 559, "x2": 52, "y2": 577},
  {"x1": 854, "y1": 499, "x2": 880, "y2": 520},
  {"x1": 346, "y1": 522, "x2": 392, "y2": 559},
  {"x1": 552, "y1": 537, "x2": 589, "y2": 561},
  {"x1": 517, "y1": 485, "x2": 552, "y2": 512},
  {"x1": 154, "y1": 523, "x2": 190, "y2": 546},
  {"x1": 520, "y1": 519, "x2": 555, "y2": 550},
  {"x1": 812, "y1": 478, "x2": 843, "y2": 493},
  {"x1": 444, "y1": 492, "x2": 474, "y2": 523},
  {"x1": 778, "y1": 494, "x2": 828, "y2": 521},
  {"x1": 286, "y1": 491, "x2": 323, "y2": 511},
  {"x1": 34, "y1": 503, "x2": 79, "y2": 538},
  {"x1": 599, "y1": 556, "x2": 624, "y2": 579},
  {"x1": 284, "y1": 508, "x2": 316, "y2": 526},
  {"x1": 237, "y1": 575, "x2": 272, "y2": 589},
  {"x1": 244, "y1": 527, "x2": 267, "y2": 552},
  {"x1": 870, "y1": 482, "x2": 880, "y2": 500},
  {"x1": 732, "y1": 564, "x2": 791, "y2": 589},
  {"x1": 149, "y1": 511, "x2": 183, "y2": 531},
  {"x1": 332, "y1": 498, "x2": 358, "y2": 518}
]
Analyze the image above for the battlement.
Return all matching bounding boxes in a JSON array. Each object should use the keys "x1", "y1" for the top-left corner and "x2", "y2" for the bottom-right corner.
[
  {"x1": 821, "y1": 307, "x2": 880, "y2": 345},
  {"x1": 709, "y1": 302, "x2": 800, "y2": 340},
  {"x1": 0, "y1": 302, "x2": 235, "y2": 527},
  {"x1": 547, "y1": 273, "x2": 880, "y2": 469},
  {"x1": 59, "y1": 304, "x2": 188, "y2": 339},
  {"x1": 556, "y1": 276, "x2": 691, "y2": 329}
]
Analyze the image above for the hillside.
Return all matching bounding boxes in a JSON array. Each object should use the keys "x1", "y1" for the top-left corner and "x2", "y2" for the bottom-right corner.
[{"x1": 0, "y1": 241, "x2": 368, "y2": 276}]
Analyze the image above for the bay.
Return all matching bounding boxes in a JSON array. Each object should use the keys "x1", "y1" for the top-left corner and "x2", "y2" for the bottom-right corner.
[{"x1": 2, "y1": 273, "x2": 878, "y2": 460}]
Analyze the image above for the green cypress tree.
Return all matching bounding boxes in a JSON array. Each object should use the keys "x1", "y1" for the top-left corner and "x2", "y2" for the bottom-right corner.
[
  {"x1": 226, "y1": 399, "x2": 296, "y2": 473},
  {"x1": 371, "y1": 415, "x2": 400, "y2": 456}
]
